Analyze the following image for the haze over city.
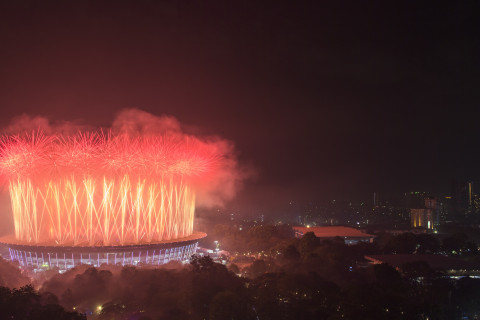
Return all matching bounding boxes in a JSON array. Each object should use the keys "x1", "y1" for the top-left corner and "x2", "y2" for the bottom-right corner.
[{"x1": 2, "y1": 1, "x2": 479, "y2": 210}]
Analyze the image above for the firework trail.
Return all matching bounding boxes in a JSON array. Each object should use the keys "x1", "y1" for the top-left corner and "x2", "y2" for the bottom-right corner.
[{"x1": 0, "y1": 110, "x2": 241, "y2": 246}]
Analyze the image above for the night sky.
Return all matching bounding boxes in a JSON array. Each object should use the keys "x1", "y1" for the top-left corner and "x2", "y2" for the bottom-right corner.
[{"x1": 1, "y1": 1, "x2": 479, "y2": 211}]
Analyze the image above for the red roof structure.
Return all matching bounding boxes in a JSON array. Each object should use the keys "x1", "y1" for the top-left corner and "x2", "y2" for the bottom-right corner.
[{"x1": 293, "y1": 226, "x2": 375, "y2": 244}]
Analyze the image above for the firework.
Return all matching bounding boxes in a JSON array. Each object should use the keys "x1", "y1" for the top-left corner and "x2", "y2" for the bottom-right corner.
[{"x1": 0, "y1": 130, "x2": 221, "y2": 246}]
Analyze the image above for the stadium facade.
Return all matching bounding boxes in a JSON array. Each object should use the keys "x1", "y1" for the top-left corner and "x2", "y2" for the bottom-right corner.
[{"x1": 1, "y1": 232, "x2": 206, "y2": 271}]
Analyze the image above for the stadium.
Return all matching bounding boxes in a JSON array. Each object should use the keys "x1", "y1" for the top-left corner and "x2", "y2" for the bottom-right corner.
[
  {"x1": 1, "y1": 233, "x2": 205, "y2": 271},
  {"x1": 0, "y1": 124, "x2": 232, "y2": 271}
]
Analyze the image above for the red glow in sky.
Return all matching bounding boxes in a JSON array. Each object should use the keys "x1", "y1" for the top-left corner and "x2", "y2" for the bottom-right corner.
[{"x1": 0, "y1": 110, "x2": 243, "y2": 245}]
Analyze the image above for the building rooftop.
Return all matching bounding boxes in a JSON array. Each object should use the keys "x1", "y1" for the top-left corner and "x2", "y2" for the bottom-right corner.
[{"x1": 293, "y1": 226, "x2": 375, "y2": 238}]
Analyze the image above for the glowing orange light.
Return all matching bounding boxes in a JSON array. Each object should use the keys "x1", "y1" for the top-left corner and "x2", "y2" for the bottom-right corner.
[{"x1": 0, "y1": 131, "x2": 221, "y2": 245}]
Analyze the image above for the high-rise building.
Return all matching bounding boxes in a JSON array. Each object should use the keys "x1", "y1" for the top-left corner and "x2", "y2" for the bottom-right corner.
[
  {"x1": 405, "y1": 191, "x2": 428, "y2": 209},
  {"x1": 451, "y1": 180, "x2": 474, "y2": 217},
  {"x1": 410, "y1": 197, "x2": 436, "y2": 230}
]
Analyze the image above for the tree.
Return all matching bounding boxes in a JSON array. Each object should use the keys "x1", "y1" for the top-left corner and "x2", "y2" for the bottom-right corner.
[
  {"x1": 209, "y1": 291, "x2": 254, "y2": 320},
  {"x1": 298, "y1": 232, "x2": 319, "y2": 255},
  {"x1": 228, "y1": 263, "x2": 240, "y2": 274},
  {"x1": 442, "y1": 233, "x2": 470, "y2": 254},
  {"x1": 0, "y1": 257, "x2": 30, "y2": 288},
  {"x1": 374, "y1": 263, "x2": 402, "y2": 287},
  {"x1": 60, "y1": 288, "x2": 75, "y2": 310},
  {"x1": 454, "y1": 277, "x2": 480, "y2": 317},
  {"x1": 245, "y1": 260, "x2": 268, "y2": 279},
  {"x1": 416, "y1": 234, "x2": 440, "y2": 253},
  {"x1": 190, "y1": 255, "x2": 216, "y2": 273},
  {"x1": 0, "y1": 285, "x2": 85, "y2": 320},
  {"x1": 401, "y1": 261, "x2": 436, "y2": 279},
  {"x1": 282, "y1": 244, "x2": 301, "y2": 261},
  {"x1": 383, "y1": 232, "x2": 417, "y2": 254}
]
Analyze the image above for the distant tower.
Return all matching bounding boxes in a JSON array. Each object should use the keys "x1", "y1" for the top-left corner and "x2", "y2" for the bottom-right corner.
[
  {"x1": 451, "y1": 180, "x2": 474, "y2": 217},
  {"x1": 410, "y1": 197, "x2": 436, "y2": 230},
  {"x1": 468, "y1": 182, "x2": 473, "y2": 207}
]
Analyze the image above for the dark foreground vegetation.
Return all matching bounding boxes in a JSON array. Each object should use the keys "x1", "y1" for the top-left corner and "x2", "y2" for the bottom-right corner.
[
  {"x1": 0, "y1": 285, "x2": 86, "y2": 320},
  {"x1": 0, "y1": 227, "x2": 479, "y2": 320}
]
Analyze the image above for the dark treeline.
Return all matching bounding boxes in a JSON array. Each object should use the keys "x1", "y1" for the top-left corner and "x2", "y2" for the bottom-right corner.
[
  {"x1": 0, "y1": 257, "x2": 85, "y2": 319},
  {"x1": 209, "y1": 223, "x2": 478, "y2": 257},
  {"x1": 0, "y1": 285, "x2": 86, "y2": 320},
  {"x1": 207, "y1": 224, "x2": 296, "y2": 253},
  {"x1": 1, "y1": 255, "x2": 480, "y2": 319},
  {"x1": 1, "y1": 227, "x2": 479, "y2": 319}
]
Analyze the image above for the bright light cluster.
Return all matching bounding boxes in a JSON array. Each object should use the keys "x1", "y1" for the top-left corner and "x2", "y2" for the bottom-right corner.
[{"x1": 0, "y1": 131, "x2": 220, "y2": 245}]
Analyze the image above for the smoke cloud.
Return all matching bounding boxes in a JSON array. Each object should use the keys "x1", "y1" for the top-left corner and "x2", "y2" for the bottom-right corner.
[
  {"x1": 1, "y1": 109, "x2": 247, "y2": 208},
  {"x1": 112, "y1": 109, "x2": 247, "y2": 207},
  {"x1": 3, "y1": 114, "x2": 91, "y2": 136},
  {"x1": 112, "y1": 109, "x2": 182, "y2": 136}
]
